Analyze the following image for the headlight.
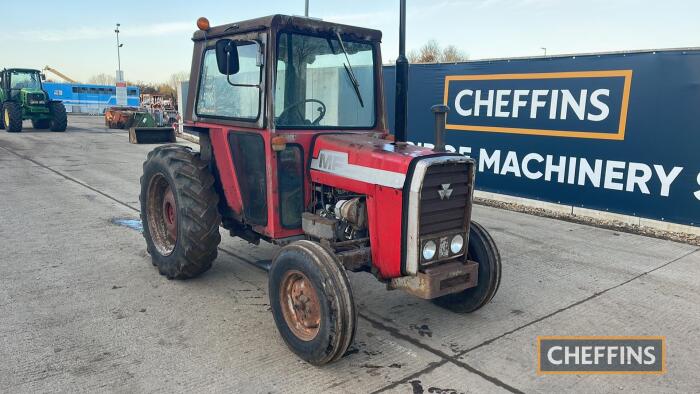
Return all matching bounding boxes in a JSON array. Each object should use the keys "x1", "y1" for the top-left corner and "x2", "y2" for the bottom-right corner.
[
  {"x1": 422, "y1": 240, "x2": 436, "y2": 260},
  {"x1": 450, "y1": 234, "x2": 464, "y2": 254}
]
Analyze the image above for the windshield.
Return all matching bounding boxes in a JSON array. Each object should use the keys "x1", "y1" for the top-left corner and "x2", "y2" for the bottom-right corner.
[
  {"x1": 275, "y1": 32, "x2": 375, "y2": 128},
  {"x1": 9, "y1": 70, "x2": 42, "y2": 90}
]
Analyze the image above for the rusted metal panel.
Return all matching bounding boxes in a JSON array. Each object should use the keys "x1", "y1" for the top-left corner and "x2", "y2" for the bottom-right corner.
[
  {"x1": 388, "y1": 260, "x2": 478, "y2": 299},
  {"x1": 301, "y1": 212, "x2": 336, "y2": 240},
  {"x1": 337, "y1": 247, "x2": 371, "y2": 272}
]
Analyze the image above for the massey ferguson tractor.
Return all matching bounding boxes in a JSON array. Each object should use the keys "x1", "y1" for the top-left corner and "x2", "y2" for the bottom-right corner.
[
  {"x1": 139, "y1": 9, "x2": 501, "y2": 365},
  {"x1": 0, "y1": 68, "x2": 67, "y2": 133}
]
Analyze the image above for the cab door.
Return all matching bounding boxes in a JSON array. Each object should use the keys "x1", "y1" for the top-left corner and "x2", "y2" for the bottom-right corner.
[{"x1": 193, "y1": 32, "x2": 270, "y2": 230}]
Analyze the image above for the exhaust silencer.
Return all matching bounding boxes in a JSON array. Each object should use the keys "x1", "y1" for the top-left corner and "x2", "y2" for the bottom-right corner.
[{"x1": 431, "y1": 104, "x2": 449, "y2": 152}]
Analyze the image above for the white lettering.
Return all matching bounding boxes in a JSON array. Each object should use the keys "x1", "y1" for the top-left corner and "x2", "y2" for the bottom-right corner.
[
  {"x1": 561, "y1": 89, "x2": 588, "y2": 120},
  {"x1": 626, "y1": 162, "x2": 652, "y2": 194},
  {"x1": 495, "y1": 90, "x2": 511, "y2": 118},
  {"x1": 581, "y1": 346, "x2": 592, "y2": 365},
  {"x1": 547, "y1": 346, "x2": 563, "y2": 365},
  {"x1": 545, "y1": 155, "x2": 566, "y2": 183},
  {"x1": 627, "y1": 346, "x2": 643, "y2": 365},
  {"x1": 604, "y1": 160, "x2": 626, "y2": 191},
  {"x1": 654, "y1": 165, "x2": 683, "y2": 197},
  {"x1": 564, "y1": 346, "x2": 579, "y2": 365},
  {"x1": 530, "y1": 90, "x2": 548, "y2": 119},
  {"x1": 522, "y1": 153, "x2": 544, "y2": 180},
  {"x1": 588, "y1": 89, "x2": 610, "y2": 121},
  {"x1": 512, "y1": 90, "x2": 529, "y2": 118},
  {"x1": 459, "y1": 146, "x2": 472, "y2": 157},
  {"x1": 695, "y1": 172, "x2": 700, "y2": 201},
  {"x1": 607, "y1": 346, "x2": 618, "y2": 365},
  {"x1": 594, "y1": 346, "x2": 605, "y2": 365},
  {"x1": 549, "y1": 89, "x2": 559, "y2": 120},
  {"x1": 474, "y1": 90, "x2": 494, "y2": 117},
  {"x1": 479, "y1": 148, "x2": 500, "y2": 173},
  {"x1": 578, "y1": 158, "x2": 603, "y2": 187},
  {"x1": 500, "y1": 151, "x2": 521, "y2": 177},
  {"x1": 455, "y1": 89, "x2": 473, "y2": 116},
  {"x1": 643, "y1": 346, "x2": 656, "y2": 365},
  {"x1": 567, "y1": 157, "x2": 577, "y2": 184}
]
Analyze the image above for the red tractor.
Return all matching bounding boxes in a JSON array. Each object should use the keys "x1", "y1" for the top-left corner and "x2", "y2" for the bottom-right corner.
[{"x1": 139, "y1": 11, "x2": 501, "y2": 365}]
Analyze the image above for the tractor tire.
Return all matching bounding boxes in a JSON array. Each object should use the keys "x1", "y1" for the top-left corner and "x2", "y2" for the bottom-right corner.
[
  {"x1": 0, "y1": 108, "x2": 4, "y2": 129},
  {"x1": 269, "y1": 240, "x2": 357, "y2": 365},
  {"x1": 3, "y1": 102, "x2": 23, "y2": 132},
  {"x1": 140, "y1": 145, "x2": 221, "y2": 279},
  {"x1": 432, "y1": 221, "x2": 501, "y2": 313},
  {"x1": 32, "y1": 119, "x2": 50, "y2": 129},
  {"x1": 49, "y1": 101, "x2": 67, "y2": 132}
]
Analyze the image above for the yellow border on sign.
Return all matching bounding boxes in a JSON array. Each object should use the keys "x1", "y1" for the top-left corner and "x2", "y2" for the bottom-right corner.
[
  {"x1": 442, "y1": 70, "x2": 633, "y2": 140},
  {"x1": 536, "y1": 335, "x2": 666, "y2": 375}
]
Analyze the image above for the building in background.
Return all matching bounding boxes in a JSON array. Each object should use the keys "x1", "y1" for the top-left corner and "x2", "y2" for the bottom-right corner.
[{"x1": 43, "y1": 82, "x2": 141, "y2": 114}]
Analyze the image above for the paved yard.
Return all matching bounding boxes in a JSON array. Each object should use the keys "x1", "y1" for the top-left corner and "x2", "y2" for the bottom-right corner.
[{"x1": 0, "y1": 116, "x2": 698, "y2": 393}]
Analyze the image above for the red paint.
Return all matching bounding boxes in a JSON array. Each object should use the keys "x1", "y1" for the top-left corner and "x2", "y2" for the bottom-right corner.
[{"x1": 191, "y1": 121, "x2": 440, "y2": 279}]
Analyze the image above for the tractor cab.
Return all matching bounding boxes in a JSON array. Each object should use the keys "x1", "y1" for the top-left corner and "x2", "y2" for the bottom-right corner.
[
  {"x1": 2, "y1": 68, "x2": 45, "y2": 100},
  {"x1": 185, "y1": 15, "x2": 384, "y2": 132},
  {"x1": 184, "y1": 15, "x2": 389, "y2": 241},
  {"x1": 1, "y1": 68, "x2": 67, "y2": 132},
  {"x1": 142, "y1": 13, "x2": 501, "y2": 365}
]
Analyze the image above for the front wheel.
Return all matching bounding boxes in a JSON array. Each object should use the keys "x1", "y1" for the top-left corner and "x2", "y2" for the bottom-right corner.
[
  {"x1": 432, "y1": 221, "x2": 501, "y2": 313},
  {"x1": 140, "y1": 145, "x2": 222, "y2": 279},
  {"x1": 269, "y1": 240, "x2": 357, "y2": 365},
  {"x1": 3, "y1": 102, "x2": 23, "y2": 132},
  {"x1": 49, "y1": 101, "x2": 67, "y2": 132}
]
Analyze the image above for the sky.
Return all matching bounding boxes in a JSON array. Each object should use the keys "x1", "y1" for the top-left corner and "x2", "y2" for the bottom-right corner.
[{"x1": 1, "y1": 0, "x2": 698, "y2": 83}]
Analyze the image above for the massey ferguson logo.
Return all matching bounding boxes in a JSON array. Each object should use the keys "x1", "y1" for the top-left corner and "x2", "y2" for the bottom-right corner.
[{"x1": 438, "y1": 184, "x2": 453, "y2": 200}]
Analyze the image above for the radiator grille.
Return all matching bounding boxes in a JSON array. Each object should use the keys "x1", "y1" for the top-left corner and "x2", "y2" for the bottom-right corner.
[{"x1": 419, "y1": 162, "x2": 471, "y2": 235}]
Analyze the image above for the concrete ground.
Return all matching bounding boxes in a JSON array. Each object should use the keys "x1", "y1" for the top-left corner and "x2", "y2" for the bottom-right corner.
[{"x1": 0, "y1": 115, "x2": 698, "y2": 393}]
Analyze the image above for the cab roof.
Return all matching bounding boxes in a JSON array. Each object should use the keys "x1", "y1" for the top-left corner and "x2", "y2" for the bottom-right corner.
[
  {"x1": 192, "y1": 14, "x2": 382, "y2": 43},
  {"x1": 3, "y1": 68, "x2": 41, "y2": 73}
]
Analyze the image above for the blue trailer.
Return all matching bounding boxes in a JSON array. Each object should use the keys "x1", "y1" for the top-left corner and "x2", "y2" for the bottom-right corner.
[{"x1": 43, "y1": 82, "x2": 140, "y2": 114}]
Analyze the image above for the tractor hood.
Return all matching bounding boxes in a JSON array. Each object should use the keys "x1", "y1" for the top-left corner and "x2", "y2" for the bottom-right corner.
[
  {"x1": 20, "y1": 89, "x2": 47, "y2": 104},
  {"x1": 309, "y1": 133, "x2": 446, "y2": 189}
]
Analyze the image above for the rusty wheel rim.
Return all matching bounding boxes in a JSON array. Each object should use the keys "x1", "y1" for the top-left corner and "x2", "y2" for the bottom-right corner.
[
  {"x1": 280, "y1": 270, "x2": 321, "y2": 341},
  {"x1": 146, "y1": 173, "x2": 177, "y2": 256}
]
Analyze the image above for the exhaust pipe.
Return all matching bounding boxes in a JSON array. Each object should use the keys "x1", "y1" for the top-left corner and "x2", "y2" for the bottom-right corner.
[
  {"x1": 394, "y1": 0, "x2": 408, "y2": 142},
  {"x1": 431, "y1": 104, "x2": 449, "y2": 152}
]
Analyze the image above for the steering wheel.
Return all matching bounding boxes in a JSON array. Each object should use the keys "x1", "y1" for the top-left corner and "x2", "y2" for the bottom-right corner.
[{"x1": 279, "y1": 99, "x2": 327, "y2": 126}]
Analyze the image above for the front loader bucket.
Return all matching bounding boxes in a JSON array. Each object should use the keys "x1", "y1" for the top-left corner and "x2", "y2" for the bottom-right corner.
[{"x1": 129, "y1": 127, "x2": 176, "y2": 144}]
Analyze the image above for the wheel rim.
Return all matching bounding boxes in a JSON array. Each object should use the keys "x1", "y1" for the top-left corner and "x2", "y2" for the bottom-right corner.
[
  {"x1": 4, "y1": 109, "x2": 9, "y2": 126},
  {"x1": 146, "y1": 174, "x2": 177, "y2": 256},
  {"x1": 280, "y1": 270, "x2": 321, "y2": 341}
]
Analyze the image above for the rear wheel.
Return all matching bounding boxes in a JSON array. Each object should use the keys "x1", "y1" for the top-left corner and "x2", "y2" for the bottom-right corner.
[
  {"x1": 269, "y1": 240, "x2": 357, "y2": 365},
  {"x1": 32, "y1": 119, "x2": 50, "y2": 129},
  {"x1": 432, "y1": 221, "x2": 501, "y2": 313},
  {"x1": 3, "y1": 102, "x2": 23, "y2": 132},
  {"x1": 140, "y1": 145, "x2": 221, "y2": 279},
  {"x1": 49, "y1": 101, "x2": 67, "y2": 132}
]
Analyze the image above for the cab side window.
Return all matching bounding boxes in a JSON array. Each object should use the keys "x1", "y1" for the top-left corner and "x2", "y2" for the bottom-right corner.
[{"x1": 196, "y1": 41, "x2": 262, "y2": 120}]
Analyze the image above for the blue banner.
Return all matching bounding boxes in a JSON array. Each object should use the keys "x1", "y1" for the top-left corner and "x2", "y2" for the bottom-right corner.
[{"x1": 383, "y1": 49, "x2": 700, "y2": 226}]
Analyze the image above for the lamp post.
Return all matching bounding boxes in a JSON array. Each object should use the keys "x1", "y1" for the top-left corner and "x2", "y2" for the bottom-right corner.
[
  {"x1": 305, "y1": 0, "x2": 309, "y2": 16},
  {"x1": 115, "y1": 23, "x2": 124, "y2": 81},
  {"x1": 541, "y1": 47, "x2": 547, "y2": 56}
]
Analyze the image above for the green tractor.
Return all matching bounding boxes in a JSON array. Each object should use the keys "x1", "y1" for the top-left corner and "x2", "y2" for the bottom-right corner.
[{"x1": 0, "y1": 68, "x2": 67, "y2": 133}]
